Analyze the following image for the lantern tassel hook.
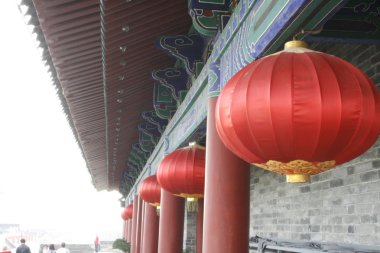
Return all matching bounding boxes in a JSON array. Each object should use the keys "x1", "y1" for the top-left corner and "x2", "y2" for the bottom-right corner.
[
  {"x1": 286, "y1": 27, "x2": 323, "y2": 49},
  {"x1": 292, "y1": 26, "x2": 324, "y2": 40}
]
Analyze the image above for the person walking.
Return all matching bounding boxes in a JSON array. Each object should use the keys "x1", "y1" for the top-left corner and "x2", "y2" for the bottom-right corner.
[
  {"x1": 94, "y1": 236, "x2": 100, "y2": 253},
  {"x1": 46, "y1": 244, "x2": 55, "y2": 253},
  {"x1": 56, "y1": 243, "x2": 69, "y2": 253},
  {"x1": 16, "y1": 239, "x2": 31, "y2": 253},
  {"x1": 42, "y1": 245, "x2": 48, "y2": 253}
]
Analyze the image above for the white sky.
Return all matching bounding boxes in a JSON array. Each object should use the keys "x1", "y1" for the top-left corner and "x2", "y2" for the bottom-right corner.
[{"x1": 0, "y1": 1, "x2": 123, "y2": 244}]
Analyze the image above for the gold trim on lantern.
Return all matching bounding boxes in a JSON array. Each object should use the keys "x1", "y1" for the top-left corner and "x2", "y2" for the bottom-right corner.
[
  {"x1": 149, "y1": 202, "x2": 160, "y2": 207},
  {"x1": 284, "y1": 40, "x2": 308, "y2": 49},
  {"x1": 176, "y1": 193, "x2": 204, "y2": 199},
  {"x1": 286, "y1": 174, "x2": 310, "y2": 183},
  {"x1": 254, "y1": 159, "x2": 336, "y2": 183}
]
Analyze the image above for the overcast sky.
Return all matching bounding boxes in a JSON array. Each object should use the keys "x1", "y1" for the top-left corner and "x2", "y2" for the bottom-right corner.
[{"x1": 0, "y1": 1, "x2": 122, "y2": 244}]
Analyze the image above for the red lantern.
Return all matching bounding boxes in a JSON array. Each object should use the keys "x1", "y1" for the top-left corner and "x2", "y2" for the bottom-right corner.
[
  {"x1": 216, "y1": 40, "x2": 380, "y2": 182},
  {"x1": 138, "y1": 175, "x2": 161, "y2": 206},
  {"x1": 157, "y1": 144, "x2": 205, "y2": 198},
  {"x1": 121, "y1": 203, "x2": 133, "y2": 220}
]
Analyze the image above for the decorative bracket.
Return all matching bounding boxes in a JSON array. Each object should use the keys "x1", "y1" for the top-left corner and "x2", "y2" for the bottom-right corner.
[
  {"x1": 153, "y1": 82, "x2": 178, "y2": 119},
  {"x1": 152, "y1": 68, "x2": 190, "y2": 104},
  {"x1": 138, "y1": 122, "x2": 161, "y2": 153},
  {"x1": 188, "y1": 0, "x2": 232, "y2": 36},
  {"x1": 157, "y1": 34, "x2": 205, "y2": 76}
]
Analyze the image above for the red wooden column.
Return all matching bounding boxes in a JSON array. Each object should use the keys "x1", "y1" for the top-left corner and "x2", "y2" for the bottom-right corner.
[
  {"x1": 127, "y1": 220, "x2": 132, "y2": 242},
  {"x1": 203, "y1": 97, "x2": 250, "y2": 253},
  {"x1": 140, "y1": 202, "x2": 146, "y2": 251},
  {"x1": 196, "y1": 199, "x2": 204, "y2": 253},
  {"x1": 129, "y1": 219, "x2": 133, "y2": 243},
  {"x1": 129, "y1": 218, "x2": 133, "y2": 242},
  {"x1": 158, "y1": 189, "x2": 185, "y2": 253},
  {"x1": 131, "y1": 196, "x2": 138, "y2": 253},
  {"x1": 126, "y1": 219, "x2": 130, "y2": 242},
  {"x1": 128, "y1": 220, "x2": 130, "y2": 241},
  {"x1": 135, "y1": 196, "x2": 143, "y2": 253},
  {"x1": 124, "y1": 221, "x2": 128, "y2": 241},
  {"x1": 141, "y1": 204, "x2": 159, "y2": 253}
]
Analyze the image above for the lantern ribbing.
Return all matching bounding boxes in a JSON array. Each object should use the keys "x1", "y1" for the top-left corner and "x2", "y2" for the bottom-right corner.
[
  {"x1": 122, "y1": 203, "x2": 133, "y2": 220},
  {"x1": 216, "y1": 41, "x2": 380, "y2": 182},
  {"x1": 157, "y1": 145, "x2": 205, "y2": 198},
  {"x1": 139, "y1": 175, "x2": 161, "y2": 206}
]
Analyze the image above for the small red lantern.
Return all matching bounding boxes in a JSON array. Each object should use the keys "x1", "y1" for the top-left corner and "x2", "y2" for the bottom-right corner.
[
  {"x1": 157, "y1": 144, "x2": 205, "y2": 198},
  {"x1": 138, "y1": 175, "x2": 161, "y2": 206},
  {"x1": 216, "y1": 40, "x2": 380, "y2": 182},
  {"x1": 121, "y1": 203, "x2": 133, "y2": 220}
]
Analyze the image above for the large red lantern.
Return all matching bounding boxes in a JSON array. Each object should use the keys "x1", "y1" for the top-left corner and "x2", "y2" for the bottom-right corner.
[
  {"x1": 138, "y1": 175, "x2": 161, "y2": 206},
  {"x1": 121, "y1": 203, "x2": 133, "y2": 220},
  {"x1": 216, "y1": 40, "x2": 380, "y2": 183},
  {"x1": 157, "y1": 144, "x2": 205, "y2": 198}
]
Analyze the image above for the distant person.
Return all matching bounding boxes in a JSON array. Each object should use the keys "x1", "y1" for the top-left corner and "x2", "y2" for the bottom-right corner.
[
  {"x1": 46, "y1": 244, "x2": 55, "y2": 253},
  {"x1": 16, "y1": 239, "x2": 31, "y2": 253},
  {"x1": 42, "y1": 245, "x2": 48, "y2": 253},
  {"x1": 1, "y1": 246, "x2": 11, "y2": 253},
  {"x1": 56, "y1": 243, "x2": 69, "y2": 253},
  {"x1": 94, "y1": 236, "x2": 100, "y2": 253}
]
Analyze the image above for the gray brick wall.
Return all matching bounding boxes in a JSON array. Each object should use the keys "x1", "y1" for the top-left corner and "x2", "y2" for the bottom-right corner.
[
  {"x1": 250, "y1": 138, "x2": 380, "y2": 245},
  {"x1": 249, "y1": 43, "x2": 380, "y2": 246},
  {"x1": 309, "y1": 43, "x2": 380, "y2": 88},
  {"x1": 183, "y1": 208, "x2": 196, "y2": 252}
]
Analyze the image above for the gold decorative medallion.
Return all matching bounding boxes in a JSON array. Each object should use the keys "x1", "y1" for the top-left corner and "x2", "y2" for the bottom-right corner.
[{"x1": 254, "y1": 159, "x2": 336, "y2": 183}]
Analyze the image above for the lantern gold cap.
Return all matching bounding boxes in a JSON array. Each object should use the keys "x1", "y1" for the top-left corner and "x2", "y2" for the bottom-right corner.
[
  {"x1": 286, "y1": 174, "x2": 310, "y2": 183},
  {"x1": 284, "y1": 40, "x2": 309, "y2": 49},
  {"x1": 188, "y1": 142, "x2": 206, "y2": 150}
]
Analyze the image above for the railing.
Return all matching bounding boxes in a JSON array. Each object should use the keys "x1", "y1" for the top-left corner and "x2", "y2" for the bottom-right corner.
[
  {"x1": 250, "y1": 244, "x2": 323, "y2": 253},
  {"x1": 249, "y1": 236, "x2": 380, "y2": 253}
]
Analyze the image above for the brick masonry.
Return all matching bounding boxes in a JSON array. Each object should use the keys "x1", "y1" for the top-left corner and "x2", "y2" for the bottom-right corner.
[
  {"x1": 183, "y1": 208, "x2": 197, "y2": 252},
  {"x1": 249, "y1": 43, "x2": 380, "y2": 246}
]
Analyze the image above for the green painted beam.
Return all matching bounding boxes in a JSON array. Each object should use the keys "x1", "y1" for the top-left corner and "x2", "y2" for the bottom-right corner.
[{"x1": 125, "y1": 0, "x2": 346, "y2": 200}]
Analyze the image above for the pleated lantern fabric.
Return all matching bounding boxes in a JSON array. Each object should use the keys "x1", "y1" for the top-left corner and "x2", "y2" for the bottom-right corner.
[
  {"x1": 215, "y1": 40, "x2": 380, "y2": 183},
  {"x1": 138, "y1": 175, "x2": 161, "y2": 206},
  {"x1": 157, "y1": 145, "x2": 205, "y2": 198},
  {"x1": 121, "y1": 203, "x2": 133, "y2": 220}
]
